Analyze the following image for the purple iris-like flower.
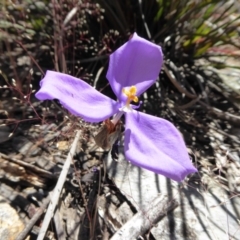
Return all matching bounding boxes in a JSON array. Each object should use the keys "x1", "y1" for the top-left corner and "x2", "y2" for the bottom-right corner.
[{"x1": 35, "y1": 33, "x2": 197, "y2": 181}]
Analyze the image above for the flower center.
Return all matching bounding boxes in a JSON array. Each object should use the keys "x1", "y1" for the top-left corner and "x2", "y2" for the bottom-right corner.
[
  {"x1": 122, "y1": 85, "x2": 138, "y2": 105},
  {"x1": 112, "y1": 86, "x2": 139, "y2": 125}
]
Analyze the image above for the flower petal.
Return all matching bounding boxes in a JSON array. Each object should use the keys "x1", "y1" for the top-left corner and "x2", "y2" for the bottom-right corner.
[
  {"x1": 35, "y1": 71, "x2": 119, "y2": 122},
  {"x1": 124, "y1": 111, "x2": 197, "y2": 181},
  {"x1": 106, "y1": 33, "x2": 163, "y2": 101}
]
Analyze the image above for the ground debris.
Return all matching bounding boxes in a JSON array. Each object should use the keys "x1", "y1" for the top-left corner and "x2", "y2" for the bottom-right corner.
[{"x1": 0, "y1": 152, "x2": 57, "y2": 187}]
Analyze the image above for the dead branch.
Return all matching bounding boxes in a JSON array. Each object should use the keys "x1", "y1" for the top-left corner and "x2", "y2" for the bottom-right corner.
[{"x1": 110, "y1": 195, "x2": 178, "y2": 240}]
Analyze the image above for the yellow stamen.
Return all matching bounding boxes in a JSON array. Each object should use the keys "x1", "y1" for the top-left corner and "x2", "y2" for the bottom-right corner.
[{"x1": 122, "y1": 86, "x2": 139, "y2": 104}]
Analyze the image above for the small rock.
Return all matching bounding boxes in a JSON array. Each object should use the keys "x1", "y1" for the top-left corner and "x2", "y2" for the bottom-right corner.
[{"x1": 0, "y1": 197, "x2": 25, "y2": 240}]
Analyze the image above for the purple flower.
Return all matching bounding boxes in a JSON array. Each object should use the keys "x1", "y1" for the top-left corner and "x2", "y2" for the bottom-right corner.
[{"x1": 35, "y1": 33, "x2": 197, "y2": 181}]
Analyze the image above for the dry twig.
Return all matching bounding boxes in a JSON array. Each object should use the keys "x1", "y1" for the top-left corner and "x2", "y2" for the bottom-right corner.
[
  {"x1": 0, "y1": 153, "x2": 56, "y2": 180},
  {"x1": 36, "y1": 130, "x2": 81, "y2": 240},
  {"x1": 16, "y1": 196, "x2": 51, "y2": 240}
]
